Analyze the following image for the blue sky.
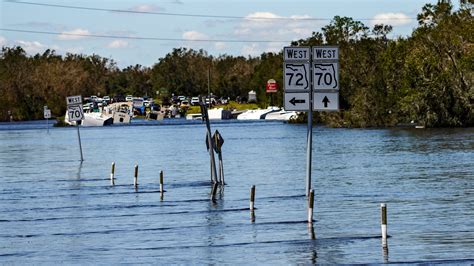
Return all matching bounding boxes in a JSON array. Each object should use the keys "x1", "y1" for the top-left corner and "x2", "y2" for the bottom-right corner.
[{"x1": 1, "y1": 0, "x2": 446, "y2": 68}]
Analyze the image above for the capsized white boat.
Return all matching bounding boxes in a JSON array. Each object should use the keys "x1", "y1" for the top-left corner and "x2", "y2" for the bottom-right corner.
[
  {"x1": 208, "y1": 108, "x2": 232, "y2": 120},
  {"x1": 104, "y1": 103, "x2": 133, "y2": 124},
  {"x1": 65, "y1": 111, "x2": 113, "y2": 126},
  {"x1": 236, "y1": 106, "x2": 280, "y2": 120},
  {"x1": 264, "y1": 109, "x2": 299, "y2": 121},
  {"x1": 81, "y1": 112, "x2": 113, "y2": 126}
]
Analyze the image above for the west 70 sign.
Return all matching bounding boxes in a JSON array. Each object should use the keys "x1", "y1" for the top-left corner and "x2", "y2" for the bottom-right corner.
[{"x1": 313, "y1": 62, "x2": 339, "y2": 90}]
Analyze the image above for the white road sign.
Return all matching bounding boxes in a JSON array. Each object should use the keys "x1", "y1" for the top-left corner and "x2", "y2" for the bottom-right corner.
[
  {"x1": 284, "y1": 47, "x2": 310, "y2": 61},
  {"x1": 313, "y1": 62, "x2": 339, "y2": 90},
  {"x1": 313, "y1": 92, "x2": 339, "y2": 111},
  {"x1": 66, "y1": 95, "x2": 82, "y2": 106},
  {"x1": 313, "y1": 46, "x2": 339, "y2": 61},
  {"x1": 44, "y1": 109, "x2": 51, "y2": 119},
  {"x1": 67, "y1": 105, "x2": 84, "y2": 121},
  {"x1": 284, "y1": 92, "x2": 310, "y2": 111},
  {"x1": 284, "y1": 62, "x2": 310, "y2": 92}
]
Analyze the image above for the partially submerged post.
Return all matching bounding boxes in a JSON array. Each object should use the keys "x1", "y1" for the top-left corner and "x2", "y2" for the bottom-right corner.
[
  {"x1": 134, "y1": 164, "x2": 138, "y2": 188},
  {"x1": 160, "y1": 170, "x2": 164, "y2": 193},
  {"x1": 213, "y1": 130, "x2": 225, "y2": 184},
  {"x1": 250, "y1": 185, "x2": 256, "y2": 211},
  {"x1": 200, "y1": 96, "x2": 218, "y2": 184},
  {"x1": 110, "y1": 162, "x2": 115, "y2": 186},
  {"x1": 308, "y1": 189, "x2": 314, "y2": 223},
  {"x1": 381, "y1": 203, "x2": 388, "y2": 246},
  {"x1": 211, "y1": 182, "x2": 218, "y2": 201}
]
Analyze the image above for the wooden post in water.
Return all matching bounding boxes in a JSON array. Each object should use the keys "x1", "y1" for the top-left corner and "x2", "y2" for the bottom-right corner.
[
  {"x1": 308, "y1": 223, "x2": 316, "y2": 240},
  {"x1": 160, "y1": 170, "x2": 164, "y2": 200},
  {"x1": 110, "y1": 162, "x2": 115, "y2": 186},
  {"x1": 308, "y1": 189, "x2": 314, "y2": 223},
  {"x1": 213, "y1": 130, "x2": 225, "y2": 184},
  {"x1": 250, "y1": 185, "x2": 256, "y2": 211},
  {"x1": 200, "y1": 97, "x2": 218, "y2": 184},
  {"x1": 381, "y1": 203, "x2": 388, "y2": 246},
  {"x1": 211, "y1": 182, "x2": 218, "y2": 201},
  {"x1": 134, "y1": 164, "x2": 138, "y2": 188}
]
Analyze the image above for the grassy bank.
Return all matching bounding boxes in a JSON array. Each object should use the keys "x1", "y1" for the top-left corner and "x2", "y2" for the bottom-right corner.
[{"x1": 186, "y1": 101, "x2": 260, "y2": 114}]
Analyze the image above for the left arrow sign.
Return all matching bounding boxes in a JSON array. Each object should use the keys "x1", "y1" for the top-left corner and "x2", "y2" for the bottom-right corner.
[
  {"x1": 284, "y1": 92, "x2": 310, "y2": 111},
  {"x1": 289, "y1": 97, "x2": 306, "y2": 106}
]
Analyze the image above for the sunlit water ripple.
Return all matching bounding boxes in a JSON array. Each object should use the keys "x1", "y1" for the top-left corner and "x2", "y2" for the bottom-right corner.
[{"x1": 0, "y1": 119, "x2": 473, "y2": 264}]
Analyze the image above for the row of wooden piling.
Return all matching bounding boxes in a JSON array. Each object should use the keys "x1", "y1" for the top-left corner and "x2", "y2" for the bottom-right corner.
[
  {"x1": 110, "y1": 162, "x2": 164, "y2": 198},
  {"x1": 108, "y1": 161, "x2": 388, "y2": 244}
]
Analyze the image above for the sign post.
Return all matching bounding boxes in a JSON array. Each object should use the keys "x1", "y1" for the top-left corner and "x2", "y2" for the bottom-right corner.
[
  {"x1": 283, "y1": 47, "x2": 312, "y2": 196},
  {"x1": 66, "y1": 96, "x2": 84, "y2": 162},
  {"x1": 284, "y1": 46, "x2": 339, "y2": 197},
  {"x1": 266, "y1": 79, "x2": 278, "y2": 106},
  {"x1": 43, "y1": 106, "x2": 51, "y2": 133}
]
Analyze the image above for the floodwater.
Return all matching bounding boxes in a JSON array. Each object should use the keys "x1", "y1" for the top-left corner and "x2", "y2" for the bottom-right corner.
[{"x1": 1, "y1": 120, "x2": 473, "y2": 264}]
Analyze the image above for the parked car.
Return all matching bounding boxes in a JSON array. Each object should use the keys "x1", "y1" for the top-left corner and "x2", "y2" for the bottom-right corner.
[
  {"x1": 126, "y1": 95, "x2": 133, "y2": 102},
  {"x1": 190, "y1": 97, "x2": 200, "y2": 106},
  {"x1": 132, "y1": 98, "x2": 145, "y2": 115},
  {"x1": 151, "y1": 103, "x2": 161, "y2": 111},
  {"x1": 113, "y1": 94, "x2": 125, "y2": 103},
  {"x1": 83, "y1": 103, "x2": 93, "y2": 112},
  {"x1": 205, "y1": 97, "x2": 216, "y2": 107},
  {"x1": 219, "y1": 97, "x2": 229, "y2": 105},
  {"x1": 103, "y1": 96, "x2": 110, "y2": 103},
  {"x1": 180, "y1": 100, "x2": 190, "y2": 109}
]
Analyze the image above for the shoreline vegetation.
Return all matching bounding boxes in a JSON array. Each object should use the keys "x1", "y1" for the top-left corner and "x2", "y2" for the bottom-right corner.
[{"x1": 0, "y1": 1, "x2": 472, "y2": 128}]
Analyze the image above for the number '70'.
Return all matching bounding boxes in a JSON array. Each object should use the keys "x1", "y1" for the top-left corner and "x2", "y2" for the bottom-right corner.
[{"x1": 69, "y1": 109, "x2": 81, "y2": 118}]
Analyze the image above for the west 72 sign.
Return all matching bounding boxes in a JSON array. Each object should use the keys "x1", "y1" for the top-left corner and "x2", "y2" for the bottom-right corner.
[{"x1": 284, "y1": 63, "x2": 310, "y2": 92}]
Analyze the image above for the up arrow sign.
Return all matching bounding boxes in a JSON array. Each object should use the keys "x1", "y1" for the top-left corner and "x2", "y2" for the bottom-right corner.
[
  {"x1": 322, "y1": 96, "x2": 330, "y2": 107},
  {"x1": 313, "y1": 92, "x2": 339, "y2": 111},
  {"x1": 289, "y1": 97, "x2": 306, "y2": 106}
]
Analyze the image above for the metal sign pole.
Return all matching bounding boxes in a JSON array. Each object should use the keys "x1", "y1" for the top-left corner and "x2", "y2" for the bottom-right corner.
[
  {"x1": 77, "y1": 126, "x2": 84, "y2": 162},
  {"x1": 306, "y1": 104, "x2": 313, "y2": 197},
  {"x1": 306, "y1": 51, "x2": 313, "y2": 197},
  {"x1": 46, "y1": 117, "x2": 49, "y2": 133}
]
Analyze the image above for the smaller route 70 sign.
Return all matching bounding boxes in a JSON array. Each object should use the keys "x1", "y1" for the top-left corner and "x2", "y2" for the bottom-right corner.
[{"x1": 67, "y1": 105, "x2": 84, "y2": 121}]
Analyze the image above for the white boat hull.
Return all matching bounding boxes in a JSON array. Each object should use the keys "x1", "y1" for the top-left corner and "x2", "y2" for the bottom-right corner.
[
  {"x1": 265, "y1": 110, "x2": 298, "y2": 121},
  {"x1": 237, "y1": 107, "x2": 280, "y2": 120}
]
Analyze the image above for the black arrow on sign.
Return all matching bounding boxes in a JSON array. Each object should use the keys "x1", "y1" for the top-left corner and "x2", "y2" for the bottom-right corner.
[
  {"x1": 322, "y1": 96, "x2": 330, "y2": 107},
  {"x1": 289, "y1": 97, "x2": 306, "y2": 106}
]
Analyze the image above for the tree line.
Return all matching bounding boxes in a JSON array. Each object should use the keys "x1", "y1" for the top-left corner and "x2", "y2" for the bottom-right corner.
[{"x1": 0, "y1": 0, "x2": 472, "y2": 127}]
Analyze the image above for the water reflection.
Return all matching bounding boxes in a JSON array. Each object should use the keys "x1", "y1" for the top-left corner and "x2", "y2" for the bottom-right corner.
[{"x1": 382, "y1": 244, "x2": 389, "y2": 263}]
